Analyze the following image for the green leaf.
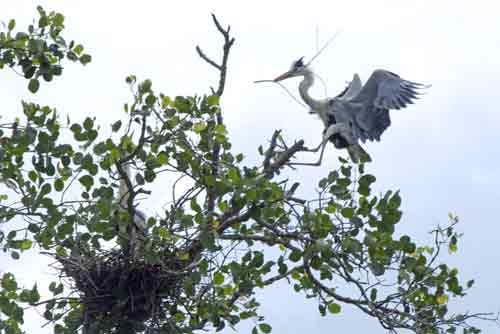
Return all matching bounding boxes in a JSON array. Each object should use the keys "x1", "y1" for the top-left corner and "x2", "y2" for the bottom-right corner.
[
  {"x1": 388, "y1": 191, "x2": 401, "y2": 209},
  {"x1": 288, "y1": 250, "x2": 302, "y2": 262},
  {"x1": 53, "y1": 13, "x2": 65, "y2": 26},
  {"x1": 20, "y1": 239, "x2": 32, "y2": 251},
  {"x1": 73, "y1": 44, "x2": 84, "y2": 55},
  {"x1": 1, "y1": 273, "x2": 18, "y2": 291},
  {"x1": 193, "y1": 122, "x2": 207, "y2": 133},
  {"x1": 190, "y1": 199, "x2": 201, "y2": 213},
  {"x1": 24, "y1": 66, "x2": 36, "y2": 79},
  {"x1": 78, "y1": 175, "x2": 94, "y2": 191},
  {"x1": 259, "y1": 323, "x2": 272, "y2": 333},
  {"x1": 161, "y1": 95, "x2": 171, "y2": 107},
  {"x1": 327, "y1": 302, "x2": 341, "y2": 314},
  {"x1": 28, "y1": 78, "x2": 40, "y2": 93},
  {"x1": 207, "y1": 95, "x2": 219, "y2": 106},
  {"x1": 83, "y1": 117, "x2": 94, "y2": 130},
  {"x1": 139, "y1": 79, "x2": 152, "y2": 93},
  {"x1": 111, "y1": 121, "x2": 122, "y2": 132},
  {"x1": 157, "y1": 152, "x2": 168, "y2": 165},
  {"x1": 251, "y1": 251, "x2": 264, "y2": 267},
  {"x1": 340, "y1": 207, "x2": 354, "y2": 219},
  {"x1": 40, "y1": 183, "x2": 52, "y2": 196},
  {"x1": 247, "y1": 189, "x2": 257, "y2": 201},
  {"x1": 8, "y1": 19, "x2": 15, "y2": 31},
  {"x1": 241, "y1": 312, "x2": 257, "y2": 320},
  {"x1": 340, "y1": 166, "x2": 351, "y2": 177},
  {"x1": 145, "y1": 94, "x2": 156, "y2": 106},
  {"x1": 214, "y1": 272, "x2": 224, "y2": 285},
  {"x1": 80, "y1": 54, "x2": 92, "y2": 65},
  {"x1": 215, "y1": 124, "x2": 227, "y2": 134},
  {"x1": 28, "y1": 170, "x2": 38, "y2": 182},
  {"x1": 54, "y1": 178, "x2": 64, "y2": 191},
  {"x1": 436, "y1": 294, "x2": 448, "y2": 305},
  {"x1": 126, "y1": 75, "x2": 136, "y2": 84},
  {"x1": 29, "y1": 284, "x2": 40, "y2": 303},
  {"x1": 370, "y1": 288, "x2": 377, "y2": 301},
  {"x1": 157, "y1": 227, "x2": 169, "y2": 239}
]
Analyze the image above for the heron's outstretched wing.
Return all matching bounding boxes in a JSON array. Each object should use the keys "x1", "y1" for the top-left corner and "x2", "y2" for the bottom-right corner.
[{"x1": 348, "y1": 69, "x2": 428, "y2": 142}]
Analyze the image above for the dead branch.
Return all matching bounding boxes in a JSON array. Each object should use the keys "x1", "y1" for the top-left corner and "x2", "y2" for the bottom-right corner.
[{"x1": 196, "y1": 13, "x2": 235, "y2": 97}]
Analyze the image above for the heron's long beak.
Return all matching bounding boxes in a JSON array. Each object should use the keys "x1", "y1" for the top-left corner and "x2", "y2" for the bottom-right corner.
[{"x1": 273, "y1": 71, "x2": 294, "y2": 82}]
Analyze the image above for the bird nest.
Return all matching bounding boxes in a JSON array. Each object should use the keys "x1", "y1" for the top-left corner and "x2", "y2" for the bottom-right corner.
[{"x1": 57, "y1": 250, "x2": 190, "y2": 328}]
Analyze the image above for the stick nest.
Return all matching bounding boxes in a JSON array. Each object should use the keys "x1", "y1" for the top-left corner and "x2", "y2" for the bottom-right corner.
[{"x1": 58, "y1": 250, "x2": 189, "y2": 326}]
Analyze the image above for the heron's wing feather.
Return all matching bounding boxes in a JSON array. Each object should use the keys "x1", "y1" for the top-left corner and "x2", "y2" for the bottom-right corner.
[
  {"x1": 348, "y1": 69, "x2": 429, "y2": 142},
  {"x1": 337, "y1": 74, "x2": 362, "y2": 100}
]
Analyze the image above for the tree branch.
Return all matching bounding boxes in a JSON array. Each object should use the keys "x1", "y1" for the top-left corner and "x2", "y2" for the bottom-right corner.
[
  {"x1": 196, "y1": 13, "x2": 235, "y2": 98},
  {"x1": 262, "y1": 138, "x2": 306, "y2": 178},
  {"x1": 196, "y1": 14, "x2": 236, "y2": 235}
]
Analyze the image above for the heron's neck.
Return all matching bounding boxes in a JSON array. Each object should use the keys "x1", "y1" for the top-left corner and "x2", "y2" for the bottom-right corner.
[
  {"x1": 119, "y1": 163, "x2": 131, "y2": 208},
  {"x1": 299, "y1": 71, "x2": 323, "y2": 110}
]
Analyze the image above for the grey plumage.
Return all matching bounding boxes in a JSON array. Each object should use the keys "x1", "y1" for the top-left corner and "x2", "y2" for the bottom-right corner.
[
  {"x1": 338, "y1": 70, "x2": 427, "y2": 143},
  {"x1": 273, "y1": 59, "x2": 429, "y2": 164}
]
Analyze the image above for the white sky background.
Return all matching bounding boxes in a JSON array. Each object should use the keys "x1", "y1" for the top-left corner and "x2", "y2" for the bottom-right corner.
[{"x1": 1, "y1": 0, "x2": 500, "y2": 333}]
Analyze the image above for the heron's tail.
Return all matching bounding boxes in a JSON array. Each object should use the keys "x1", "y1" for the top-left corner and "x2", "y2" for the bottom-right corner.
[{"x1": 347, "y1": 144, "x2": 372, "y2": 163}]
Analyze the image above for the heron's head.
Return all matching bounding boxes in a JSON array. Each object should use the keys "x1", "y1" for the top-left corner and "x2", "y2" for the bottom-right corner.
[{"x1": 274, "y1": 57, "x2": 309, "y2": 82}]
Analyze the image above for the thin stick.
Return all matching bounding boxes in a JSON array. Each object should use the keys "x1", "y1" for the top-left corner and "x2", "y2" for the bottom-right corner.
[
  {"x1": 306, "y1": 30, "x2": 341, "y2": 67},
  {"x1": 254, "y1": 80, "x2": 307, "y2": 109}
]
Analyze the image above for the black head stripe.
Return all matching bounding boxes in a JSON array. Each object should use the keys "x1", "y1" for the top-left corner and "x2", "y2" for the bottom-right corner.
[
  {"x1": 290, "y1": 57, "x2": 305, "y2": 72},
  {"x1": 295, "y1": 57, "x2": 304, "y2": 68}
]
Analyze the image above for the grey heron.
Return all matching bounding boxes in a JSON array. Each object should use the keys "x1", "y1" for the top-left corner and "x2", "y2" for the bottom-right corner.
[{"x1": 272, "y1": 57, "x2": 429, "y2": 164}]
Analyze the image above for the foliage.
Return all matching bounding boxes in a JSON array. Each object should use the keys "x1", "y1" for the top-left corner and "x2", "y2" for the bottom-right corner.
[
  {"x1": 0, "y1": 6, "x2": 91, "y2": 94},
  {"x1": 0, "y1": 7, "x2": 494, "y2": 334}
]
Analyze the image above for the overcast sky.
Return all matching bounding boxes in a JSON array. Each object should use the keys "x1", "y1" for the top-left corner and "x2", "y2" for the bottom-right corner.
[{"x1": 1, "y1": 1, "x2": 500, "y2": 333}]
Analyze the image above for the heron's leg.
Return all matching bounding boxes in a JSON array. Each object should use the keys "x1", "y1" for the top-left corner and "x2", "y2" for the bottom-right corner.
[
  {"x1": 301, "y1": 141, "x2": 323, "y2": 153},
  {"x1": 290, "y1": 141, "x2": 329, "y2": 166},
  {"x1": 291, "y1": 124, "x2": 349, "y2": 166},
  {"x1": 302, "y1": 123, "x2": 348, "y2": 153}
]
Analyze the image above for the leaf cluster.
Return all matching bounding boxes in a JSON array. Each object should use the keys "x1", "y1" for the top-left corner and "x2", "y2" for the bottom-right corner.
[{"x1": 0, "y1": 6, "x2": 91, "y2": 93}]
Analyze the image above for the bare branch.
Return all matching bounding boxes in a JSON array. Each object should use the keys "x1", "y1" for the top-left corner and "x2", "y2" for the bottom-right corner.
[
  {"x1": 195, "y1": 46, "x2": 221, "y2": 71},
  {"x1": 263, "y1": 139, "x2": 306, "y2": 178},
  {"x1": 263, "y1": 130, "x2": 280, "y2": 171},
  {"x1": 196, "y1": 14, "x2": 235, "y2": 98}
]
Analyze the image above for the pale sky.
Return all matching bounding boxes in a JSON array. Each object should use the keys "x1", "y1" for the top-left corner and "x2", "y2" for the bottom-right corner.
[{"x1": 1, "y1": 1, "x2": 500, "y2": 333}]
